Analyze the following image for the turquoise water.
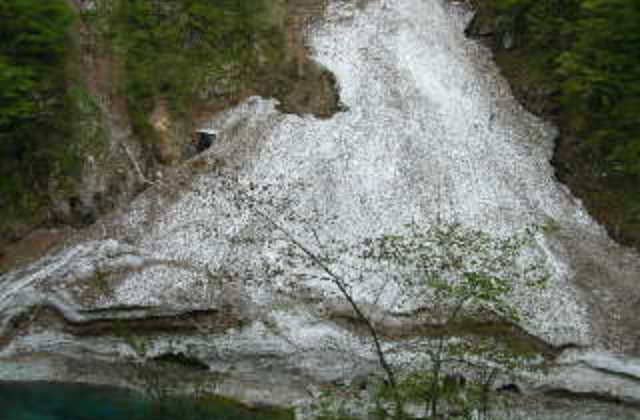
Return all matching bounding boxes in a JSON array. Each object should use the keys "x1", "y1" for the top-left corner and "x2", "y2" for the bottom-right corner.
[{"x1": 0, "y1": 382, "x2": 292, "y2": 420}]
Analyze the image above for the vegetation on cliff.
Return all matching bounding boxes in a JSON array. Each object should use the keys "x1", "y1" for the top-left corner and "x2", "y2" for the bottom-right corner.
[
  {"x1": 0, "y1": 0, "x2": 339, "y2": 252},
  {"x1": 0, "y1": 0, "x2": 75, "y2": 228},
  {"x1": 88, "y1": 0, "x2": 287, "y2": 138},
  {"x1": 0, "y1": 0, "x2": 290, "y2": 241},
  {"x1": 472, "y1": 0, "x2": 640, "y2": 246},
  {"x1": 495, "y1": 0, "x2": 640, "y2": 174},
  {"x1": 246, "y1": 182, "x2": 550, "y2": 419}
]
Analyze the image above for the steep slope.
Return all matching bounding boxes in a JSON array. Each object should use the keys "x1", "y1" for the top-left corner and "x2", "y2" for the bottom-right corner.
[
  {"x1": 0, "y1": 0, "x2": 639, "y2": 416},
  {"x1": 0, "y1": 0, "x2": 340, "y2": 273}
]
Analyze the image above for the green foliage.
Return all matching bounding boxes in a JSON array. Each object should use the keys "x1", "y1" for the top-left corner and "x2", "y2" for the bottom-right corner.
[
  {"x1": 0, "y1": 0, "x2": 73, "y2": 130},
  {"x1": 90, "y1": 0, "x2": 285, "y2": 135},
  {"x1": 141, "y1": 394, "x2": 294, "y2": 420},
  {"x1": 364, "y1": 223, "x2": 548, "y2": 322},
  {"x1": 493, "y1": 0, "x2": 580, "y2": 66},
  {"x1": 556, "y1": 0, "x2": 640, "y2": 175},
  {"x1": 312, "y1": 392, "x2": 362, "y2": 420},
  {"x1": 0, "y1": 0, "x2": 287, "y2": 231},
  {"x1": 0, "y1": 59, "x2": 36, "y2": 128},
  {"x1": 492, "y1": 0, "x2": 640, "y2": 177},
  {"x1": 235, "y1": 186, "x2": 551, "y2": 419},
  {"x1": 291, "y1": 221, "x2": 548, "y2": 419},
  {"x1": 0, "y1": 0, "x2": 75, "y2": 226},
  {"x1": 360, "y1": 224, "x2": 547, "y2": 419}
]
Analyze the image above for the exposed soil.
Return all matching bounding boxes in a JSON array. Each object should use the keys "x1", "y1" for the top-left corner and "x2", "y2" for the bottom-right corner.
[{"x1": 0, "y1": 228, "x2": 73, "y2": 275}]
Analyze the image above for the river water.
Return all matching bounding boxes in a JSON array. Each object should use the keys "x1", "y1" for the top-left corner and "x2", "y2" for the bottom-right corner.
[{"x1": 0, "y1": 382, "x2": 290, "y2": 420}]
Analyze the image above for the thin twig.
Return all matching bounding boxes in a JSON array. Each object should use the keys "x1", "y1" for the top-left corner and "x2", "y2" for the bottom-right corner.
[{"x1": 120, "y1": 142, "x2": 165, "y2": 188}]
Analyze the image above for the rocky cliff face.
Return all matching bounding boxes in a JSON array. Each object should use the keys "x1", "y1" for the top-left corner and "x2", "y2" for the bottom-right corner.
[
  {"x1": 1, "y1": 1, "x2": 639, "y2": 418},
  {"x1": 0, "y1": 0, "x2": 340, "y2": 273}
]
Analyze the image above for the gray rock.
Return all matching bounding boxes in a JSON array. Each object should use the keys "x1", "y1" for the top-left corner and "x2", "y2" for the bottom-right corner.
[{"x1": 1, "y1": 0, "x2": 639, "y2": 417}]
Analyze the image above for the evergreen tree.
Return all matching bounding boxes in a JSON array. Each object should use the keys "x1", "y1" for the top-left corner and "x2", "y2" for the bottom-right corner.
[
  {"x1": 0, "y1": 0, "x2": 73, "y2": 133},
  {"x1": 0, "y1": 0, "x2": 74, "y2": 221},
  {"x1": 493, "y1": 0, "x2": 640, "y2": 176}
]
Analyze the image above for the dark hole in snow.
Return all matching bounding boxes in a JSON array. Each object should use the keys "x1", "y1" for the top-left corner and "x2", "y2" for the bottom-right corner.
[
  {"x1": 151, "y1": 352, "x2": 210, "y2": 371},
  {"x1": 196, "y1": 130, "x2": 217, "y2": 153},
  {"x1": 497, "y1": 383, "x2": 521, "y2": 394}
]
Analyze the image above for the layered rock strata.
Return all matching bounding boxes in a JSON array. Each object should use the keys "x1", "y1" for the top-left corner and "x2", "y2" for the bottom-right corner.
[{"x1": 1, "y1": 0, "x2": 639, "y2": 417}]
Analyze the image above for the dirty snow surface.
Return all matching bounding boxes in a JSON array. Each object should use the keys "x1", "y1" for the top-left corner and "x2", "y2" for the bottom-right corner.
[
  {"x1": 2, "y1": 0, "x2": 640, "y2": 400},
  {"x1": 117, "y1": 0, "x2": 599, "y2": 343}
]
